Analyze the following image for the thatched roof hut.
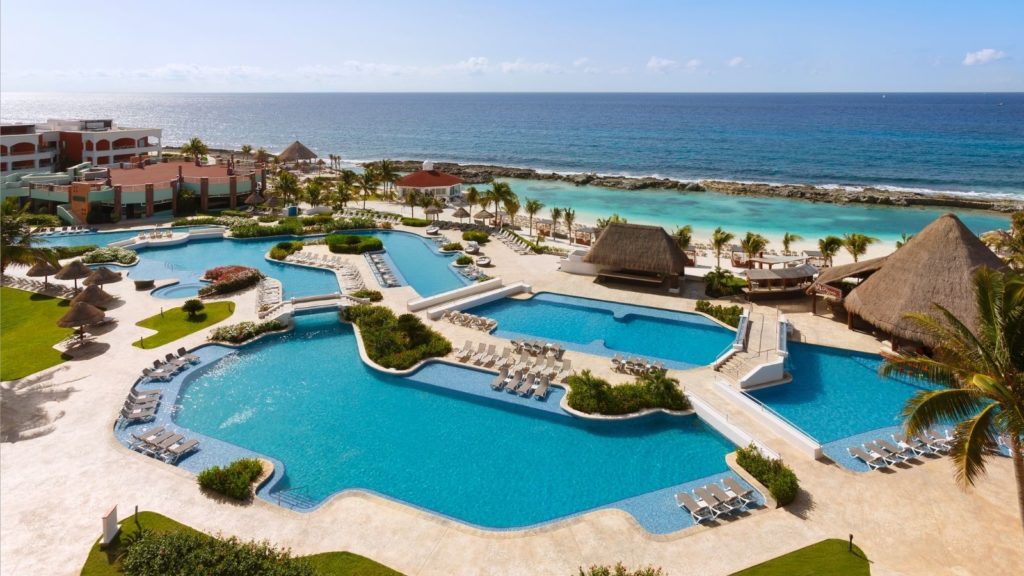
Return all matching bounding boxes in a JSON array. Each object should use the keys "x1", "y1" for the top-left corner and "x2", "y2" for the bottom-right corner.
[
  {"x1": 84, "y1": 267, "x2": 122, "y2": 287},
  {"x1": 55, "y1": 259, "x2": 92, "y2": 291},
  {"x1": 276, "y1": 141, "x2": 317, "y2": 163},
  {"x1": 451, "y1": 207, "x2": 470, "y2": 221},
  {"x1": 842, "y1": 213, "x2": 1006, "y2": 344},
  {"x1": 584, "y1": 223, "x2": 687, "y2": 277},
  {"x1": 26, "y1": 260, "x2": 60, "y2": 284},
  {"x1": 71, "y1": 284, "x2": 115, "y2": 307},
  {"x1": 243, "y1": 190, "x2": 265, "y2": 206},
  {"x1": 812, "y1": 256, "x2": 888, "y2": 286}
]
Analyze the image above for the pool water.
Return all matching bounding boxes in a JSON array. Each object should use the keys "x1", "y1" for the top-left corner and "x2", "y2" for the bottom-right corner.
[
  {"x1": 747, "y1": 342, "x2": 936, "y2": 444},
  {"x1": 37, "y1": 226, "x2": 215, "y2": 248},
  {"x1": 174, "y1": 314, "x2": 736, "y2": 528},
  {"x1": 151, "y1": 283, "x2": 210, "y2": 299},
  {"x1": 466, "y1": 292, "x2": 735, "y2": 369},
  {"x1": 351, "y1": 230, "x2": 468, "y2": 296}
]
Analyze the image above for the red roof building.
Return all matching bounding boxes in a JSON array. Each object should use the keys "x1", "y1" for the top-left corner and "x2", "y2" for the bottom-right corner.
[{"x1": 395, "y1": 161, "x2": 463, "y2": 202}]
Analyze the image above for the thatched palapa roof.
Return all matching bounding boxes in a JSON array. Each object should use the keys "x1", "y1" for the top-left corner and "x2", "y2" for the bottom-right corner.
[
  {"x1": 276, "y1": 141, "x2": 317, "y2": 162},
  {"x1": 813, "y1": 256, "x2": 888, "y2": 286},
  {"x1": 583, "y1": 223, "x2": 687, "y2": 275},
  {"x1": 54, "y1": 260, "x2": 92, "y2": 280},
  {"x1": 71, "y1": 284, "x2": 115, "y2": 307},
  {"x1": 84, "y1": 267, "x2": 122, "y2": 286},
  {"x1": 842, "y1": 213, "x2": 1006, "y2": 344},
  {"x1": 26, "y1": 260, "x2": 60, "y2": 278},
  {"x1": 58, "y1": 302, "x2": 105, "y2": 328},
  {"x1": 451, "y1": 207, "x2": 470, "y2": 219}
]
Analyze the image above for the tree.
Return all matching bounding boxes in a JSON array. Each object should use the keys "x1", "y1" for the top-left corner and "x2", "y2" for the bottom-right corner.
[
  {"x1": 596, "y1": 213, "x2": 628, "y2": 230},
  {"x1": 673, "y1": 225, "x2": 693, "y2": 251},
  {"x1": 983, "y1": 211, "x2": 1024, "y2": 270},
  {"x1": 253, "y1": 147, "x2": 269, "y2": 164},
  {"x1": 524, "y1": 198, "x2": 544, "y2": 237},
  {"x1": 503, "y1": 196, "x2": 521, "y2": 230},
  {"x1": 818, "y1": 235, "x2": 843, "y2": 267},
  {"x1": 182, "y1": 299, "x2": 205, "y2": 319},
  {"x1": 880, "y1": 269, "x2": 1024, "y2": 534},
  {"x1": 406, "y1": 191, "x2": 420, "y2": 218},
  {"x1": 782, "y1": 232, "x2": 803, "y2": 255},
  {"x1": 333, "y1": 179, "x2": 353, "y2": 211},
  {"x1": 710, "y1": 226, "x2": 735, "y2": 269},
  {"x1": 304, "y1": 178, "x2": 324, "y2": 207},
  {"x1": 179, "y1": 137, "x2": 208, "y2": 163},
  {"x1": 418, "y1": 193, "x2": 434, "y2": 219},
  {"x1": 895, "y1": 232, "x2": 915, "y2": 250},
  {"x1": 464, "y1": 186, "x2": 480, "y2": 218},
  {"x1": 550, "y1": 207, "x2": 563, "y2": 239},
  {"x1": 486, "y1": 181, "x2": 516, "y2": 227},
  {"x1": 1, "y1": 199, "x2": 56, "y2": 274},
  {"x1": 272, "y1": 170, "x2": 300, "y2": 206},
  {"x1": 376, "y1": 159, "x2": 398, "y2": 200},
  {"x1": 740, "y1": 231, "x2": 769, "y2": 268},
  {"x1": 563, "y1": 208, "x2": 576, "y2": 245},
  {"x1": 843, "y1": 233, "x2": 878, "y2": 263},
  {"x1": 358, "y1": 169, "x2": 377, "y2": 209},
  {"x1": 240, "y1": 144, "x2": 252, "y2": 158}
]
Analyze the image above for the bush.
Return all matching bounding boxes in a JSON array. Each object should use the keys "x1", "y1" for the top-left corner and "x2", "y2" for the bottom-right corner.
[
  {"x1": 330, "y1": 216, "x2": 377, "y2": 230},
  {"x1": 579, "y1": 564, "x2": 666, "y2": 576},
  {"x1": 23, "y1": 213, "x2": 62, "y2": 227},
  {"x1": 269, "y1": 240, "x2": 303, "y2": 261},
  {"x1": 400, "y1": 217, "x2": 431, "y2": 227},
  {"x1": 173, "y1": 216, "x2": 253, "y2": 228},
  {"x1": 52, "y1": 244, "x2": 97, "y2": 259},
  {"x1": 566, "y1": 370, "x2": 690, "y2": 415},
  {"x1": 344, "y1": 304, "x2": 452, "y2": 369},
  {"x1": 695, "y1": 300, "x2": 744, "y2": 327},
  {"x1": 199, "y1": 266, "x2": 264, "y2": 297},
  {"x1": 350, "y1": 289, "x2": 383, "y2": 302},
  {"x1": 209, "y1": 320, "x2": 284, "y2": 343},
  {"x1": 441, "y1": 242, "x2": 463, "y2": 251},
  {"x1": 182, "y1": 299, "x2": 205, "y2": 319},
  {"x1": 735, "y1": 444, "x2": 800, "y2": 506},
  {"x1": 462, "y1": 230, "x2": 490, "y2": 243},
  {"x1": 219, "y1": 209, "x2": 252, "y2": 218},
  {"x1": 257, "y1": 214, "x2": 279, "y2": 223},
  {"x1": 120, "y1": 530, "x2": 313, "y2": 576},
  {"x1": 197, "y1": 458, "x2": 263, "y2": 500},
  {"x1": 704, "y1": 268, "x2": 747, "y2": 297},
  {"x1": 82, "y1": 246, "x2": 137, "y2": 265},
  {"x1": 325, "y1": 234, "x2": 383, "y2": 254},
  {"x1": 455, "y1": 255, "x2": 473, "y2": 266},
  {"x1": 230, "y1": 221, "x2": 303, "y2": 238}
]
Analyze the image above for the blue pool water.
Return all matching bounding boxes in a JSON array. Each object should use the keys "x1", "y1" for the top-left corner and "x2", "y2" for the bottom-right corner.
[
  {"x1": 37, "y1": 226, "x2": 215, "y2": 248},
  {"x1": 173, "y1": 314, "x2": 736, "y2": 528},
  {"x1": 466, "y1": 292, "x2": 735, "y2": 369},
  {"x1": 351, "y1": 230, "x2": 467, "y2": 296},
  {"x1": 747, "y1": 342, "x2": 936, "y2": 444}
]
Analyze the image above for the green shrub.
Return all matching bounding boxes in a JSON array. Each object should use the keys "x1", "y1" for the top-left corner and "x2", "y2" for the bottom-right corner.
[
  {"x1": 199, "y1": 266, "x2": 264, "y2": 297},
  {"x1": 704, "y1": 268, "x2": 747, "y2": 297},
  {"x1": 257, "y1": 215, "x2": 279, "y2": 223},
  {"x1": 579, "y1": 564, "x2": 666, "y2": 576},
  {"x1": 82, "y1": 246, "x2": 137, "y2": 265},
  {"x1": 344, "y1": 304, "x2": 452, "y2": 369},
  {"x1": 219, "y1": 209, "x2": 252, "y2": 218},
  {"x1": 400, "y1": 217, "x2": 431, "y2": 227},
  {"x1": 23, "y1": 213, "x2": 62, "y2": 227},
  {"x1": 197, "y1": 458, "x2": 263, "y2": 500},
  {"x1": 325, "y1": 234, "x2": 383, "y2": 254},
  {"x1": 566, "y1": 370, "x2": 690, "y2": 415},
  {"x1": 52, "y1": 244, "x2": 97, "y2": 259},
  {"x1": 455, "y1": 255, "x2": 473, "y2": 265},
  {"x1": 350, "y1": 289, "x2": 383, "y2": 302},
  {"x1": 298, "y1": 213, "x2": 335, "y2": 226},
  {"x1": 441, "y1": 242, "x2": 463, "y2": 251},
  {"x1": 120, "y1": 529, "x2": 314, "y2": 576},
  {"x1": 462, "y1": 230, "x2": 490, "y2": 243},
  {"x1": 330, "y1": 216, "x2": 377, "y2": 230},
  {"x1": 182, "y1": 299, "x2": 205, "y2": 319},
  {"x1": 735, "y1": 444, "x2": 799, "y2": 506},
  {"x1": 230, "y1": 221, "x2": 303, "y2": 238},
  {"x1": 695, "y1": 300, "x2": 744, "y2": 327},
  {"x1": 209, "y1": 320, "x2": 284, "y2": 343},
  {"x1": 269, "y1": 240, "x2": 303, "y2": 261}
]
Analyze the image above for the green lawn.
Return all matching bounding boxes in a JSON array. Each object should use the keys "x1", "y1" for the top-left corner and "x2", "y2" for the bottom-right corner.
[
  {"x1": 731, "y1": 539, "x2": 870, "y2": 576},
  {"x1": 81, "y1": 511, "x2": 402, "y2": 576},
  {"x1": 0, "y1": 286, "x2": 73, "y2": 380},
  {"x1": 132, "y1": 301, "x2": 234, "y2": 349}
]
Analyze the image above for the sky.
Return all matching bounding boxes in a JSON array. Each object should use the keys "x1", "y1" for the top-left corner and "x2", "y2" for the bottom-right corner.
[{"x1": 1, "y1": 0, "x2": 1021, "y2": 92}]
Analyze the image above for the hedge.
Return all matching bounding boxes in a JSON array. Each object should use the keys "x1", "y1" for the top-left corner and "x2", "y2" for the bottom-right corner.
[
  {"x1": 82, "y1": 246, "x2": 137, "y2": 265},
  {"x1": 230, "y1": 222, "x2": 303, "y2": 238},
  {"x1": 441, "y1": 242, "x2": 463, "y2": 251},
  {"x1": 350, "y1": 289, "x2": 383, "y2": 302},
  {"x1": 199, "y1": 266, "x2": 264, "y2": 297},
  {"x1": 121, "y1": 530, "x2": 313, "y2": 576},
  {"x1": 695, "y1": 300, "x2": 744, "y2": 328},
  {"x1": 269, "y1": 240, "x2": 303, "y2": 261},
  {"x1": 400, "y1": 217, "x2": 431, "y2": 227},
  {"x1": 209, "y1": 320, "x2": 284, "y2": 343},
  {"x1": 455, "y1": 255, "x2": 473, "y2": 266},
  {"x1": 461, "y1": 230, "x2": 490, "y2": 243},
  {"x1": 566, "y1": 369, "x2": 690, "y2": 415},
  {"x1": 325, "y1": 234, "x2": 383, "y2": 254},
  {"x1": 344, "y1": 304, "x2": 451, "y2": 369},
  {"x1": 197, "y1": 458, "x2": 264, "y2": 501},
  {"x1": 735, "y1": 444, "x2": 799, "y2": 505},
  {"x1": 53, "y1": 245, "x2": 97, "y2": 259},
  {"x1": 24, "y1": 213, "x2": 63, "y2": 227}
]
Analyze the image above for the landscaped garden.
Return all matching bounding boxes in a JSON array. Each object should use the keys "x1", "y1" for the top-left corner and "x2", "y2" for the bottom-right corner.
[
  {"x1": 730, "y1": 538, "x2": 869, "y2": 575},
  {"x1": 325, "y1": 234, "x2": 383, "y2": 254},
  {"x1": 133, "y1": 301, "x2": 234, "y2": 349},
  {"x1": 0, "y1": 286, "x2": 72, "y2": 380},
  {"x1": 565, "y1": 369, "x2": 691, "y2": 415},
  {"x1": 343, "y1": 304, "x2": 451, "y2": 369}
]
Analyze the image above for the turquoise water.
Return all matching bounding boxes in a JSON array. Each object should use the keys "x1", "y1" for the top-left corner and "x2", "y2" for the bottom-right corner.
[
  {"x1": 747, "y1": 342, "x2": 936, "y2": 444},
  {"x1": 173, "y1": 314, "x2": 735, "y2": 528},
  {"x1": 351, "y1": 230, "x2": 467, "y2": 296},
  {"x1": 502, "y1": 178, "x2": 1010, "y2": 244},
  {"x1": 37, "y1": 226, "x2": 214, "y2": 248},
  {"x1": 466, "y1": 292, "x2": 734, "y2": 369}
]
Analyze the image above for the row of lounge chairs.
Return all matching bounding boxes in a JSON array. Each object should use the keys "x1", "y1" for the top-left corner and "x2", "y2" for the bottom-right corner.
[
  {"x1": 367, "y1": 253, "x2": 400, "y2": 287},
  {"x1": 120, "y1": 388, "x2": 163, "y2": 423},
  {"x1": 36, "y1": 225, "x2": 92, "y2": 234},
  {"x1": 455, "y1": 341, "x2": 573, "y2": 382},
  {"x1": 456, "y1": 264, "x2": 488, "y2": 281},
  {"x1": 257, "y1": 280, "x2": 282, "y2": 308},
  {"x1": 140, "y1": 348, "x2": 200, "y2": 381},
  {"x1": 676, "y1": 477, "x2": 756, "y2": 524},
  {"x1": 337, "y1": 263, "x2": 366, "y2": 291},
  {"x1": 511, "y1": 339, "x2": 565, "y2": 360},
  {"x1": 612, "y1": 354, "x2": 665, "y2": 375},
  {"x1": 488, "y1": 366, "x2": 552, "y2": 400},
  {"x1": 129, "y1": 426, "x2": 201, "y2": 463},
  {"x1": 443, "y1": 311, "x2": 497, "y2": 331},
  {"x1": 496, "y1": 229, "x2": 534, "y2": 255},
  {"x1": 848, "y1": 429, "x2": 952, "y2": 470},
  {"x1": 138, "y1": 230, "x2": 173, "y2": 240}
]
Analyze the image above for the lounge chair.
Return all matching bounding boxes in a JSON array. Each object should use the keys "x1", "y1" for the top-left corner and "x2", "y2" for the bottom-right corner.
[
  {"x1": 694, "y1": 486, "x2": 734, "y2": 517},
  {"x1": 477, "y1": 344, "x2": 497, "y2": 366},
  {"x1": 913, "y1": 432, "x2": 948, "y2": 454},
  {"x1": 926, "y1": 427, "x2": 954, "y2": 451},
  {"x1": 513, "y1": 373, "x2": 536, "y2": 395},
  {"x1": 496, "y1": 347, "x2": 513, "y2": 367},
  {"x1": 848, "y1": 446, "x2": 889, "y2": 470},
  {"x1": 556, "y1": 358, "x2": 572, "y2": 381},
  {"x1": 125, "y1": 397, "x2": 159, "y2": 411},
  {"x1": 707, "y1": 483, "x2": 744, "y2": 511},
  {"x1": 892, "y1": 433, "x2": 929, "y2": 456},
  {"x1": 501, "y1": 369, "x2": 524, "y2": 391},
  {"x1": 490, "y1": 367, "x2": 509, "y2": 390},
  {"x1": 142, "y1": 367, "x2": 173, "y2": 381},
  {"x1": 533, "y1": 375, "x2": 551, "y2": 400},
  {"x1": 722, "y1": 477, "x2": 755, "y2": 507},
  {"x1": 129, "y1": 389, "x2": 162, "y2": 402},
  {"x1": 162, "y1": 438, "x2": 200, "y2": 463},
  {"x1": 120, "y1": 405, "x2": 156, "y2": 423},
  {"x1": 142, "y1": 433, "x2": 183, "y2": 456},
  {"x1": 130, "y1": 426, "x2": 166, "y2": 446},
  {"x1": 165, "y1": 353, "x2": 191, "y2": 369},
  {"x1": 511, "y1": 354, "x2": 532, "y2": 372},
  {"x1": 876, "y1": 438, "x2": 913, "y2": 461},
  {"x1": 469, "y1": 343, "x2": 488, "y2": 363},
  {"x1": 176, "y1": 347, "x2": 200, "y2": 363},
  {"x1": 865, "y1": 441, "x2": 903, "y2": 464},
  {"x1": 455, "y1": 340, "x2": 474, "y2": 360},
  {"x1": 675, "y1": 492, "x2": 714, "y2": 524}
]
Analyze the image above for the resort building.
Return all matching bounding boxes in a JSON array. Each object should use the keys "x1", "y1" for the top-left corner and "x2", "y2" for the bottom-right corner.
[
  {"x1": 1, "y1": 119, "x2": 161, "y2": 176},
  {"x1": 395, "y1": 161, "x2": 464, "y2": 203}
]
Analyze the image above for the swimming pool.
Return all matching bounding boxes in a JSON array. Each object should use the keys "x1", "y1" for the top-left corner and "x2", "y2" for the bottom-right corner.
[
  {"x1": 37, "y1": 226, "x2": 216, "y2": 248},
  {"x1": 173, "y1": 314, "x2": 738, "y2": 529},
  {"x1": 747, "y1": 342, "x2": 936, "y2": 444},
  {"x1": 465, "y1": 292, "x2": 735, "y2": 369},
  {"x1": 350, "y1": 230, "x2": 467, "y2": 296}
]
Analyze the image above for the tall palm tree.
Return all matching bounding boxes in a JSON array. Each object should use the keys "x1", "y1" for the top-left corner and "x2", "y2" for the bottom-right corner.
[
  {"x1": 179, "y1": 137, "x2": 208, "y2": 163},
  {"x1": 358, "y1": 170, "x2": 378, "y2": 210},
  {"x1": 549, "y1": 207, "x2": 563, "y2": 240},
  {"x1": 304, "y1": 178, "x2": 324, "y2": 207},
  {"x1": 486, "y1": 181, "x2": 516, "y2": 227},
  {"x1": 240, "y1": 144, "x2": 252, "y2": 159},
  {"x1": 818, "y1": 235, "x2": 843, "y2": 267},
  {"x1": 1, "y1": 199, "x2": 55, "y2": 275},
  {"x1": 782, "y1": 232, "x2": 803, "y2": 255},
  {"x1": 253, "y1": 147, "x2": 269, "y2": 165},
  {"x1": 503, "y1": 197, "x2": 521, "y2": 230},
  {"x1": 711, "y1": 227, "x2": 735, "y2": 269},
  {"x1": 376, "y1": 159, "x2": 398, "y2": 200},
  {"x1": 740, "y1": 232, "x2": 769, "y2": 268},
  {"x1": 563, "y1": 208, "x2": 576, "y2": 245},
  {"x1": 272, "y1": 170, "x2": 300, "y2": 206},
  {"x1": 843, "y1": 233, "x2": 879, "y2": 263},
  {"x1": 880, "y1": 268, "x2": 1024, "y2": 533},
  {"x1": 674, "y1": 225, "x2": 693, "y2": 251},
  {"x1": 464, "y1": 186, "x2": 481, "y2": 218},
  {"x1": 524, "y1": 198, "x2": 544, "y2": 237},
  {"x1": 333, "y1": 179, "x2": 352, "y2": 211},
  {"x1": 405, "y1": 191, "x2": 420, "y2": 217},
  {"x1": 418, "y1": 194, "x2": 435, "y2": 220}
]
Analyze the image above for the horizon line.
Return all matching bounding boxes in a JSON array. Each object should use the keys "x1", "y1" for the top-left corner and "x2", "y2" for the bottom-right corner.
[{"x1": 2, "y1": 90, "x2": 1023, "y2": 96}]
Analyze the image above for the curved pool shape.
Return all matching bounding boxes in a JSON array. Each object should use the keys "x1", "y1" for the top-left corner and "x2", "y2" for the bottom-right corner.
[
  {"x1": 350, "y1": 230, "x2": 468, "y2": 296},
  {"x1": 173, "y1": 314, "x2": 736, "y2": 529},
  {"x1": 465, "y1": 292, "x2": 735, "y2": 369},
  {"x1": 151, "y1": 282, "x2": 209, "y2": 299},
  {"x1": 37, "y1": 226, "x2": 218, "y2": 248}
]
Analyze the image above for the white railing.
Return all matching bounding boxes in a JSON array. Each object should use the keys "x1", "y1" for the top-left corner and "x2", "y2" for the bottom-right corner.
[
  {"x1": 777, "y1": 315, "x2": 790, "y2": 358},
  {"x1": 715, "y1": 377, "x2": 822, "y2": 459},
  {"x1": 408, "y1": 277, "x2": 504, "y2": 311}
]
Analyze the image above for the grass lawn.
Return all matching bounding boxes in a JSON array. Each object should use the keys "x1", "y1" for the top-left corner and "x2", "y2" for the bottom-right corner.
[
  {"x1": 132, "y1": 301, "x2": 234, "y2": 349},
  {"x1": 731, "y1": 539, "x2": 870, "y2": 576},
  {"x1": 0, "y1": 286, "x2": 72, "y2": 380},
  {"x1": 81, "y1": 511, "x2": 402, "y2": 576}
]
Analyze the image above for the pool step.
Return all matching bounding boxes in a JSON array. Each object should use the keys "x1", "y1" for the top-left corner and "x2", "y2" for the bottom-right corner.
[{"x1": 272, "y1": 489, "x2": 318, "y2": 510}]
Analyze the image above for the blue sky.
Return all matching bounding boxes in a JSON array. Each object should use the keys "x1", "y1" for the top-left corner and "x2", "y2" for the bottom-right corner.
[{"x1": 2, "y1": 0, "x2": 1021, "y2": 92}]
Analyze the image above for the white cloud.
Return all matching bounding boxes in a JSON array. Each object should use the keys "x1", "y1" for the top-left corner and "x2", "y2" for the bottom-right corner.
[
  {"x1": 573, "y1": 57, "x2": 591, "y2": 68},
  {"x1": 727, "y1": 56, "x2": 745, "y2": 68},
  {"x1": 963, "y1": 48, "x2": 1007, "y2": 66},
  {"x1": 443, "y1": 57, "x2": 489, "y2": 75},
  {"x1": 685, "y1": 59, "x2": 701, "y2": 71},
  {"x1": 646, "y1": 56, "x2": 678, "y2": 73},
  {"x1": 499, "y1": 59, "x2": 561, "y2": 74}
]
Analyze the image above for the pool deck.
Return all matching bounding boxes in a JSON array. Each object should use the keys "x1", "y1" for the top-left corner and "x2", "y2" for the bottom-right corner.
[{"x1": 2, "y1": 212, "x2": 1022, "y2": 576}]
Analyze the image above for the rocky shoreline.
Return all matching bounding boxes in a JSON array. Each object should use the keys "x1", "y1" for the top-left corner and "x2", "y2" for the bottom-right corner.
[{"x1": 375, "y1": 160, "x2": 1023, "y2": 214}]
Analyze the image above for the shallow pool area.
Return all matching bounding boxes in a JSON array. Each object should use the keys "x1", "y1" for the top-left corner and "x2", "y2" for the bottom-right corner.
[
  {"x1": 169, "y1": 313, "x2": 741, "y2": 530},
  {"x1": 351, "y1": 230, "x2": 468, "y2": 296},
  {"x1": 37, "y1": 226, "x2": 215, "y2": 248},
  {"x1": 466, "y1": 292, "x2": 735, "y2": 369}
]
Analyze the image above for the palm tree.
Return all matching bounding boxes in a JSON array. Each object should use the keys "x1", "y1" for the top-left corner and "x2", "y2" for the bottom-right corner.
[
  {"x1": 417, "y1": 193, "x2": 434, "y2": 219},
  {"x1": 486, "y1": 181, "x2": 516, "y2": 227},
  {"x1": 596, "y1": 213, "x2": 628, "y2": 230},
  {"x1": 304, "y1": 178, "x2": 324, "y2": 207},
  {"x1": 563, "y1": 208, "x2": 576, "y2": 245},
  {"x1": 674, "y1": 225, "x2": 693, "y2": 251},
  {"x1": 358, "y1": 170, "x2": 377, "y2": 210},
  {"x1": 549, "y1": 207, "x2": 563, "y2": 240},
  {"x1": 896, "y1": 232, "x2": 915, "y2": 249},
  {"x1": 333, "y1": 179, "x2": 352, "y2": 211},
  {"x1": 710, "y1": 227, "x2": 735, "y2": 269},
  {"x1": 179, "y1": 137, "x2": 208, "y2": 163},
  {"x1": 405, "y1": 191, "x2": 420, "y2": 217},
  {"x1": 253, "y1": 147, "x2": 269, "y2": 165},
  {"x1": 376, "y1": 159, "x2": 398, "y2": 200},
  {"x1": 782, "y1": 232, "x2": 803, "y2": 255},
  {"x1": 1, "y1": 199, "x2": 55, "y2": 275},
  {"x1": 503, "y1": 197, "x2": 521, "y2": 231},
  {"x1": 818, "y1": 235, "x2": 843, "y2": 267},
  {"x1": 272, "y1": 170, "x2": 300, "y2": 206},
  {"x1": 240, "y1": 144, "x2": 252, "y2": 159},
  {"x1": 524, "y1": 198, "x2": 544, "y2": 237},
  {"x1": 843, "y1": 233, "x2": 878, "y2": 263},
  {"x1": 464, "y1": 186, "x2": 481, "y2": 218},
  {"x1": 740, "y1": 232, "x2": 769, "y2": 268},
  {"x1": 880, "y1": 268, "x2": 1024, "y2": 533}
]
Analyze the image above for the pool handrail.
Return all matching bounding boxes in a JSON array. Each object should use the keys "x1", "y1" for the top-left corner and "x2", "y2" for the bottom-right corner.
[{"x1": 714, "y1": 376, "x2": 822, "y2": 459}]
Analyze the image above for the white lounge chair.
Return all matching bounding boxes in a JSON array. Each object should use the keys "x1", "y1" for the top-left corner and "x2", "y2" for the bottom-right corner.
[{"x1": 676, "y1": 492, "x2": 714, "y2": 524}]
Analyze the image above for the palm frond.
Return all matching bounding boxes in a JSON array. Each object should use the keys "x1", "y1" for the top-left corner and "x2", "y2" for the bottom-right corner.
[
  {"x1": 902, "y1": 388, "x2": 985, "y2": 438},
  {"x1": 949, "y1": 403, "x2": 999, "y2": 488}
]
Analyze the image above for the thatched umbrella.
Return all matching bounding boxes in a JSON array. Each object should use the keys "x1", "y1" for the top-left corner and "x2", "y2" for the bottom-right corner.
[
  {"x1": 84, "y1": 266, "x2": 122, "y2": 287},
  {"x1": 843, "y1": 213, "x2": 1007, "y2": 345},
  {"x1": 451, "y1": 207, "x2": 470, "y2": 222},
  {"x1": 276, "y1": 141, "x2": 318, "y2": 164},
  {"x1": 473, "y1": 209, "x2": 494, "y2": 222},
  {"x1": 26, "y1": 259, "x2": 60, "y2": 286},
  {"x1": 58, "y1": 301, "x2": 105, "y2": 342},
  {"x1": 71, "y1": 284, "x2": 115, "y2": 307},
  {"x1": 424, "y1": 205, "x2": 442, "y2": 221},
  {"x1": 244, "y1": 190, "x2": 265, "y2": 206},
  {"x1": 54, "y1": 260, "x2": 92, "y2": 292}
]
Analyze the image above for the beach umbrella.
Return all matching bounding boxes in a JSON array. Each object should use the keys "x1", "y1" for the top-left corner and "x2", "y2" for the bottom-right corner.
[
  {"x1": 244, "y1": 190, "x2": 265, "y2": 206},
  {"x1": 25, "y1": 259, "x2": 60, "y2": 286},
  {"x1": 54, "y1": 260, "x2": 92, "y2": 292},
  {"x1": 473, "y1": 209, "x2": 493, "y2": 221},
  {"x1": 424, "y1": 205, "x2": 442, "y2": 221},
  {"x1": 84, "y1": 266, "x2": 122, "y2": 287},
  {"x1": 57, "y1": 301, "x2": 105, "y2": 342},
  {"x1": 71, "y1": 284, "x2": 115, "y2": 307},
  {"x1": 451, "y1": 207, "x2": 470, "y2": 222}
]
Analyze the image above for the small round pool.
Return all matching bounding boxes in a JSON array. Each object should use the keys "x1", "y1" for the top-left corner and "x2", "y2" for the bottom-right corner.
[{"x1": 151, "y1": 282, "x2": 205, "y2": 299}]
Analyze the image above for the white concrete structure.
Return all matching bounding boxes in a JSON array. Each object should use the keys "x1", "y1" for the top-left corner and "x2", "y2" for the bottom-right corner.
[{"x1": 1, "y1": 119, "x2": 161, "y2": 176}]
